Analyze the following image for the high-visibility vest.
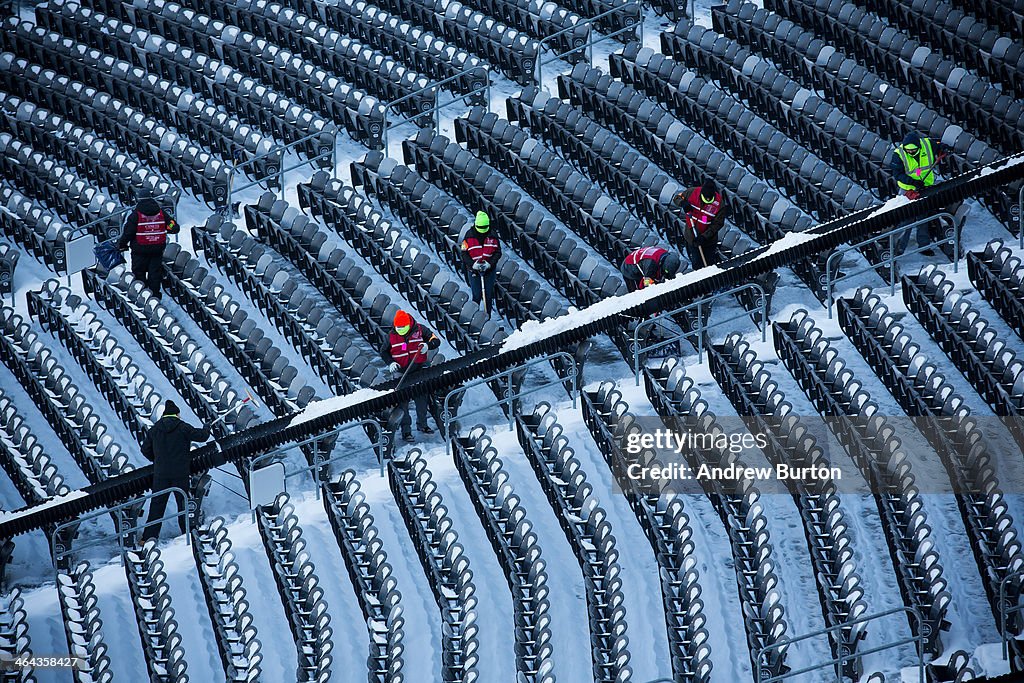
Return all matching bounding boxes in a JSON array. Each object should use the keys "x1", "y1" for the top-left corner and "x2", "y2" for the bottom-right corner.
[
  {"x1": 624, "y1": 246, "x2": 668, "y2": 288},
  {"x1": 389, "y1": 325, "x2": 428, "y2": 368},
  {"x1": 461, "y1": 234, "x2": 500, "y2": 264},
  {"x1": 685, "y1": 188, "x2": 722, "y2": 238},
  {"x1": 895, "y1": 138, "x2": 936, "y2": 191},
  {"x1": 135, "y1": 210, "x2": 168, "y2": 246}
]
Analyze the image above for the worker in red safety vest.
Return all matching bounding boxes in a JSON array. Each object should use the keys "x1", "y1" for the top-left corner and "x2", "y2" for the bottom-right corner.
[
  {"x1": 461, "y1": 211, "x2": 501, "y2": 314},
  {"x1": 672, "y1": 179, "x2": 726, "y2": 270},
  {"x1": 383, "y1": 310, "x2": 441, "y2": 441},
  {"x1": 117, "y1": 196, "x2": 178, "y2": 299},
  {"x1": 620, "y1": 246, "x2": 682, "y2": 292}
]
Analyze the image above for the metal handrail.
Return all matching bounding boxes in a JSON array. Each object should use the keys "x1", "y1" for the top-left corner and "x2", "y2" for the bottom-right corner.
[
  {"x1": 535, "y1": 2, "x2": 643, "y2": 84},
  {"x1": 754, "y1": 606, "x2": 927, "y2": 683},
  {"x1": 825, "y1": 212, "x2": 956, "y2": 318},
  {"x1": 223, "y1": 128, "x2": 339, "y2": 209},
  {"x1": 249, "y1": 418, "x2": 385, "y2": 488},
  {"x1": 999, "y1": 569, "x2": 1024, "y2": 661},
  {"x1": 50, "y1": 486, "x2": 190, "y2": 570},
  {"x1": 631, "y1": 282, "x2": 767, "y2": 382},
  {"x1": 440, "y1": 351, "x2": 578, "y2": 444},
  {"x1": 1017, "y1": 184, "x2": 1023, "y2": 249},
  {"x1": 382, "y1": 67, "x2": 492, "y2": 152}
]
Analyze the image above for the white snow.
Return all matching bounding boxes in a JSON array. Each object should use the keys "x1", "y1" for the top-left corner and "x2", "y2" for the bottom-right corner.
[
  {"x1": 0, "y1": 490, "x2": 87, "y2": 523},
  {"x1": 287, "y1": 387, "x2": 387, "y2": 428},
  {"x1": 865, "y1": 193, "x2": 912, "y2": 219}
]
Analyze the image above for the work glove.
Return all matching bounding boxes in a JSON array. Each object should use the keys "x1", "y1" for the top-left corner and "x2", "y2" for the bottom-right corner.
[
  {"x1": 905, "y1": 190, "x2": 921, "y2": 200},
  {"x1": 426, "y1": 336, "x2": 440, "y2": 350},
  {"x1": 388, "y1": 362, "x2": 400, "y2": 374},
  {"x1": 641, "y1": 277, "x2": 656, "y2": 289},
  {"x1": 472, "y1": 260, "x2": 487, "y2": 272}
]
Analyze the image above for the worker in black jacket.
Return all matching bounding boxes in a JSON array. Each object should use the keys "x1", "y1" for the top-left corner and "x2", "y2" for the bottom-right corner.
[
  {"x1": 117, "y1": 196, "x2": 178, "y2": 300},
  {"x1": 140, "y1": 401, "x2": 211, "y2": 542}
]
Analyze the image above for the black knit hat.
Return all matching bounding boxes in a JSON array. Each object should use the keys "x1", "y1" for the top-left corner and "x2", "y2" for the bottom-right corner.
[
  {"x1": 137, "y1": 197, "x2": 162, "y2": 215},
  {"x1": 700, "y1": 179, "x2": 718, "y2": 200},
  {"x1": 163, "y1": 400, "x2": 180, "y2": 416}
]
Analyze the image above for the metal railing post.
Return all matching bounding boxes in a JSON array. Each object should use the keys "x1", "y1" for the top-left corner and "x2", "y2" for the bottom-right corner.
[
  {"x1": 754, "y1": 606, "x2": 926, "y2": 683},
  {"x1": 50, "y1": 486, "x2": 191, "y2": 572},
  {"x1": 1018, "y1": 184, "x2": 1023, "y2": 249},
  {"x1": 822, "y1": 212, "x2": 953, "y2": 314},
  {"x1": 890, "y1": 231, "x2": 897, "y2": 296},
  {"x1": 630, "y1": 282, "x2": 765, "y2": 380},
  {"x1": 533, "y1": 2, "x2": 642, "y2": 87},
  {"x1": 440, "y1": 352, "x2": 577, "y2": 447},
  {"x1": 999, "y1": 570, "x2": 1024, "y2": 661}
]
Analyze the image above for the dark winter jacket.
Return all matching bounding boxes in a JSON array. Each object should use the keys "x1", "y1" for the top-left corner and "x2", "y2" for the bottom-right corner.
[
  {"x1": 117, "y1": 198, "x2": 178, "y2": 254},
  {"x1": 142, "y1": 415, "x2": 210, "y2": 486}
]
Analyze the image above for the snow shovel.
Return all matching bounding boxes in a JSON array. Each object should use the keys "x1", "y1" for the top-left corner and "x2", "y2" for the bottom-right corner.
[
  {"x1": 395, "y1": 343, "x2": 428, "y2": 390},
  {"x1": 209, "y1": 390, "x2": 260, "y2": 428}
]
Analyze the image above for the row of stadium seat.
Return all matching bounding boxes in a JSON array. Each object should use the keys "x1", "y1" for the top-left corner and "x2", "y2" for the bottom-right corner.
[
  {"x1": 958, "y1": 0, "x2": 1024, "y2": 36},
  {"x1": 712, "y1": 2, "x2": 1016, "y2": 228},
  {"x1": 0, "y1": 306, "x2": 135, "y2": 484},
  {"x1": 184, "y1": 0, "x2": 436, "y2": 122},
  {"x1": 374, "y1": 0, "x2": 539, "y2": 84},
  {"x1": 628, "y1": 36, "x2": 884, "y2": 199},
  {"x1": 387, "y1": 449, "x2": 480, "y2": 682},
  {"x1": 6, "y1": 17, "x2": 284, "y2": 185},
  {"x1": 163, "y1": 243, "x2": 320, "y2": 413},
  {"x1": 243, "y1": 190, "x2": 399, "y2": 361},
  {"x1": 708, "y1": 336, "x2": 869, "y2": 679},
  {"x1": 47, "y1": 0, "x2": 335, "y2": 162},
  {"x1": 0, "y1": 93, "x2": 178, "y2": 207},
  {"x1": 255, "y1": 493, "x2": 334, "y2": 683},
  {"x1": 858, "y1": 0, "x2": 1024, "y2": 97},
  {"x1": 124, "y1": 2, "x2": 385, "y2": 149},
  {"x1": 772, "y1": 309, "x2": 952, "y2": 651},
  {"x1": 0, "y1": 53, "x2": 230, "y2": 205},
  {"x1": 506, "y1": 88, "x2": 691, "y2": 251},
  {"x1": 28, "y1": 281, "x2": 165, "y2": 441},
  {"x1": 352, "y1": 153, "x2": 570, "y2": 327},
  {"x1": 460, "y1": 103, "x2": 668, "y2": 264},
  {"x1": 191, "y1": 518, "x2": 264, "y2": 683},
  {"x1": 123, "y1": 540, "x2": 190, "y2": 683},
  {"x1": 0, "y1": 388, "x2": 70, "y2": 503},
  {"x1": 82, "y1": 266, "x2": 262, "y2": 433},
  {"x1": 321, "y1": 470, "x2": 406, "y2": 683},
  {"x1": 0, "y1": 133, "x2": 121, "y2": 238},
  {"x1": 0, "y1": 182, "x2": 73, "y2": 273},
  {"x1": 762, "y1": 0, "x2": 1024, "y2": 153},
  {"x1": 309, "y1": 0, "x2": 487, "y2": 100},
  {"x1": 639, "y1": 359, "x2": 791, "y2": 677},
  {"x1": 902, "y1": 266, "x2": 1024, "y2": 426},
  {"x1": 838, "y1": 287, "x2": 1024, "y2": 642},
  {"x1": 453, "y1": 427, "x2": 556, "y2": 683},
  {"x1": 580, "y1": 382, "x2": 712, "y2": 682},
  {"x1": 56, "y1": 562, "x2": 112, "y2": 683},
  {"x1": 580, "y1": 55, "x2": 874, "y2": 220},
  {"x1": 198, "y1": 213, "x2": 383, "y2": 393},
  {"x1": 968, "y1": 241, "x2": 1024, "y2": 343},
  {"x1": 465, "y1": 0, "x2": 589, "y2": 63},
  {"x1": 515, "y1": 403, "x2": 632, "y2": 682}
]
